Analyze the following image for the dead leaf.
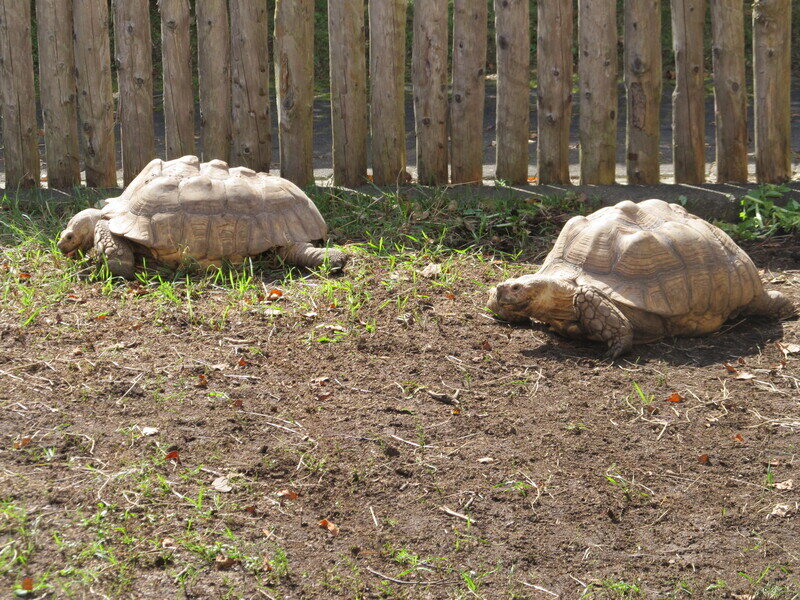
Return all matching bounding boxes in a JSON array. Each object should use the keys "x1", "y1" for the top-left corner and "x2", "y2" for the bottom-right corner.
[
  {"x1": 312, "y1": 377, "x2": 330, "y2": 386},
  {"x1": 197, "y1": 374, "x2": 208, "y2": 387},
  {"x1": 212, "y1": 476, "x2": 233, "y2": 493},
  {"x1": 777, "y1": 341, "x2": 800, "y2": 357},
  {"x1": 318, "y1": 518, "x2": 340, "y2": 536},
  {"x1": 420, "y1": 263, "x2": 442, "y2": 278},
  {"x1": 232, "y1": 398, "x2": 244, "y2": 409},
  {"x1": 21, "y1": 577, "x2": 33, "y2": 591},
  {"x1": 426, "y1": 389, "x2": 457, "y2": 406},
  {"x1": 317, "y1": 391, "x2": 333, "y2": 401},
  {"x1": 724, "y1": 363, "x2": 738, "y2": 373},
  {"x1": 732, "y1": 433, "x2": 744, "y2": 443},
  {"x1": 165, "y1": 450, "x2": 180, "y2": 463},
  {"x1": 244, "y1": 505, "x2": 257, "y2": 515},
  {"x1": 526, "y1": 176, "x2": 538, "y2": 183},
  {"x1": 698, "y1": 453, "x2": 710, "y2": 464},
  {"x1": 141, "y1": 426, "x2": 159, "y2": 436},
  {"x1": 276, "y1": 489, "x2": 298, "y2": 502},
  {"x1": 214, "y1": 554, "x2": 236, "y2": 570},
  {"x1": 776, "y1": 479, "x2": 794, "y2": 491},
  {"x1": 665, "y1": 392, "x2": 684, "y2": 403},
  {"x1": 481, "y1": 340, "x2": 492, "y2": 352},
  {"x1": 161, "y1": 537, "x2": 176, "y2": 549},
  {"x1": 13, "y1": 437, "x2": 31, "y2": 450},
  {"x1": 769, "y1": 504, "x2": 796, "y2": 518},
  {"x1": 444, "y1": 292, "x2": 455, "y2": 300},
  {"x1": 237, "y1": 358, "x2": 248, "y2": 367},
  {"x1": 267, "y1": 289, "x2": 283, "y2": 301}
]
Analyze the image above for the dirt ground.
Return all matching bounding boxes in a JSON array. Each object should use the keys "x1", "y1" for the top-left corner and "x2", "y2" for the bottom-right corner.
[{"x1": 1, "y1": 205, "x2": 799, "y2": 599}]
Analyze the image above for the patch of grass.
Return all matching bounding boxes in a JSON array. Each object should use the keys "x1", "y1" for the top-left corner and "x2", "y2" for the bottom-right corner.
[
  {"x1": 579, "y1": 578, "x2": 646, "y2": 599},
  {"x1": 717, "y1": 184, "x2": 800, "y2": 240}
]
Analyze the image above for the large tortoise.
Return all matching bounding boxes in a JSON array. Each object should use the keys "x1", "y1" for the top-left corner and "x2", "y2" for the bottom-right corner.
[
  {"x1": 488, "y1": 199, "x2": 796, "y2": 358},
  {"x1": 57, "y1": 156, "x2": 347, "y2": 278}
]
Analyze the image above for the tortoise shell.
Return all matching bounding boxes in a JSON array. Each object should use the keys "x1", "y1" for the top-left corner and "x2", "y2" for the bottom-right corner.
[
  {"x1": 100, "y1": 156, "x2": 328, "y2": 266},
  {"x1": 540, "y1": 199, "x2": 764, "y2": 320}
]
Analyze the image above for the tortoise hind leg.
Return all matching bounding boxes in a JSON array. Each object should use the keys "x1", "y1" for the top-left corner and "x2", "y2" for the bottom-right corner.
[
  {"x1": 574, "y1": 286, "x2": 635, "y2": 359},
  {"x1": 94, "y1": 220, "x2": 136, "y2": 278},
  {"x1": 275, "y1": 242, "x2": 348, "y2": 271},
  {"x1": 743, "y1": 290, "x2": 797, "y2": 321}
]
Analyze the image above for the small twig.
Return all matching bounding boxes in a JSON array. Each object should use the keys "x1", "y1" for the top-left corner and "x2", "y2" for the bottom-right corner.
[
  {"x1": 369, "y1": 506, "x2": 379, "y2": 529},
  {"x1": 439, "y1": 505, "x2": 474, "y2": 523},
  {"x1": 389, "y1": 434, "x2": 437, "y2": 449},
  {"x1": 117, "y1": 373, "x2": 144, "y2": 404},
  {"x1": 520, "y1": 581, "x2": 559, "y2": 597},
  {"x1": 365, "y1": 567, "x2": 451, "y2": 586}
]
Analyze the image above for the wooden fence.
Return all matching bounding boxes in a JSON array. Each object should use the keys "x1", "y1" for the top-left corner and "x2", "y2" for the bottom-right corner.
[{"x1": 0, "y1": 0, "x2": 795, "y2": 191}]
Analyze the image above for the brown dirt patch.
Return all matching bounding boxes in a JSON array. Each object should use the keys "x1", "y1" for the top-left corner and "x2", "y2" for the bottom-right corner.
[{"x1": 1, "y1": 238, "x2": 799, "y2": 599}]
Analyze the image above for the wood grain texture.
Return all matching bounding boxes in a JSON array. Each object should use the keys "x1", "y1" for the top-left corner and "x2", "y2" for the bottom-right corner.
[
  {"x1": 274, "y1": 0, "x2": 314, "y2": 185},
  {"x1": 624, "y1": 0, "x2": 662, "y2": 184},
  {"x1": 495, "y1": 0, "x2": 529, "y2": 184},
  {"x1": 753, "y1": 0, "x2": 791, "y2": 183},
  {"x1": 113, "y1": 0, "x2": 156, "y2": 185},
  {"x1": 35, "y1": 0, "x2": 80, "y2": 188},
  {"x1": 710, "y1": 0, "x2": 747, "y2": 183},
  {"x1": 230, "y1": 0, "x2": 271, "y2": 172},
  {"x1": 197, "y1": 0, "x2": 231, "y2": 162},
  {"x1": 0, "y1": 0, "x2": 39, "y2": 188},
  {"x1": 451, "y1": 0, "x2": 487, "y2": 184},
  {"x1": 73, "y1": 0, "x2": 116, "y2": 188},
  {"x1": 578, "y1": 0, "x2": 618, "y2": 185},
  {"x1": 369, "y1": 0, "x2": 407, "y2": 185},
  {"x1": 160, "y1": 0, "x2": 195, "y2": 159},
  {"x1": 537, "y1": 0, "x2": 573, "y2": 184},
  {"x1": 328, "y1": 0, "x2": 368, "y2": 186},
  {"x1": 412, "y1": 0, "x2": 449, "y2": 186},
  {"x1": 671, "y1": 0, "x2": 706, "y2": 183}
]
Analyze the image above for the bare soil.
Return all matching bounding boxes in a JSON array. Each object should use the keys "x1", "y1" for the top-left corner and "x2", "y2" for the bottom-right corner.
[{"x1": 1, "y1": 234, "x2": 799, "y2": 599}]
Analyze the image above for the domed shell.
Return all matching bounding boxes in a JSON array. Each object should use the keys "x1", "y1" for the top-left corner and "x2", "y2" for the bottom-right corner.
[
  {"x1": 100, "y1": 156, "x2": 328, "y2": 264},
  {"x1": 539, "y1": 199, "x2": 764, "y2": 318}
]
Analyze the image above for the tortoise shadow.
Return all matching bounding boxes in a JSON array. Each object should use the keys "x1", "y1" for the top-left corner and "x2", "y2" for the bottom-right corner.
[{"x1": 518, "y1": 317, "x2": 791, "y2": 367}]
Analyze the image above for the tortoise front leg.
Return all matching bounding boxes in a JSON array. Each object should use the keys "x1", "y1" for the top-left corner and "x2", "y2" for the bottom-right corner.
[
  {"x1": 574, "y1": 286, "x2": 634, "y2": 359},
  {"x1": 94, "y1": 220, "x2": 136, "y2": 278},
  {"x1": 275, "y1": 242, "x2": 348, "y2": 271}
]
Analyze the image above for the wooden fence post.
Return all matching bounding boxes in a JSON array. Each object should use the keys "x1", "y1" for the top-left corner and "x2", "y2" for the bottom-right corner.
[
  {"x1": 494, "y1": 0, "x2": 529, "y2": 184},
  {"x1": 451, "y1": 0, "x2": 487, "y2": 185},
  {"x1": 671, "y1": 0, "x2": 706, "y2": 183},
  {"x1": 624, "y1": 0, "x2": 662, "y2": 184},
  {"x1": 753, "y1": 0, "x2": 791, "y2": 183},
  {"x1": 0, "y1": 0, "x2": 39, "y2": 188},
  {"x1": 369, "y1": 0, "x2": 407, "y2": 186},
  {"x1": 113, "y1": 0, "x2": 156, "y2": 186},
  {"x1": 578, "y1": 0, "x2": 618, "y2": 185},
  {"x1": 160, "y1": 0, "x2": 196, "y2": 159},
  {"x1": 412, "y1": 0, "x2": 449, "y2": 186},
  {"x1": 35, "y1": 0, "x2": 80, "y2": 189},
  {"x1": 710, "y1": 0, "x2": 747, "y2": 183},
  {"x1": 73, "y1": 0, "x2": 117, "y2": 188},
  {"x1": 537, "y1": 0, "x2": 573, "y2": 184},
  {"x1": 197, "y1": 0, "x2": 231, "y2": 163},
  {"x1": 274, "y1": 0, "x2": 314, "y2": 185},
  {"x1": 329, "y1": 0, "x2": 368, "y2": 186},
  {"x1": 230, "y1": 0, "x2": 271, "y2": 172}
]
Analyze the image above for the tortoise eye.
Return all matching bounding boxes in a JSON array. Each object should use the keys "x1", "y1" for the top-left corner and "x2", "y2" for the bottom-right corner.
[{"x1": 511, "y1": 284, "x2": 521, "y2": 292}]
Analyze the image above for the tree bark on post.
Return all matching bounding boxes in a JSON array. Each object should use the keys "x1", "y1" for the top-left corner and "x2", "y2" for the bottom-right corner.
[
  {"x1": 494, "y1": 0, "x2": 529, "y2": 184},
  {"x1": 710, "y1": 0, "x2": 747, "y2": 183},
  {"x1": 329, "y1": 0, "x2": 368, "y2": 186},
  {"x1": 35, "y1": 0, "x2": 80, "y2": 189},
  {"x1": 0, "y1": 0, "x2": 39, "y2": 188},
  {"x1": 160, "y1": 0, "x2": 195, "y2": 160},
  {"x1": 451, "y1": 0, "x2": 487, "y2": 185},
  {"x1": 412, "y1": 0, "x2": 449, "y2": 186},
  {"x1": 578, "y1": 0, "x2": 617, "y2": 185},
  {"x1": 274, "y1": 0, "x2": 314, "y2": 185},
  {"x1": 197, "y1": 0, "x2": 231, "y2": 163},
  {"x1": 671, "y1": 0, "x2": 706, "y2": 183},
  {"x1": 624, "y1": 0, "x2": 662, "y2": 184},
  {"x1": 113, "y1": 0, "x2": 156, "y2": 186},
  {"x1": 369, "y1": 0, "x2": 406, "y2": 186},
  {"x1": 537, "y1": 0, "x2": 573, "y2": 184},
  {"x1": 230, "y1": 0, "x2": 271, "y2": 172},
  {"x1": 73, "y1": 0, "x2": 116, "y2": 188},
  {"x1": 753, "y1": 0, "x2": 791, "y2": 183}
]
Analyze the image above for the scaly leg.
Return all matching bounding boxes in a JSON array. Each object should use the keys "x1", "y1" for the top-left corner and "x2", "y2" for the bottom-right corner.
[
  {"x1": 275, "y1": 242, "x2": 348, "y2": 271},
  {"x1": 94, "y1": 220, "x2": 136, "y2": 278},
  {"x1": 574, "y1": 286, "x2": 634, "y2": 359}
]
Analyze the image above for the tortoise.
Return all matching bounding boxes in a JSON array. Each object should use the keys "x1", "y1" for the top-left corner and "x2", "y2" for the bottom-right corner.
[
  {"x1": 487, "y1": 199, "x2": 796, "y2": 358},
  {"x1": 57, "y1": 156, "x2": 347, "y2": 278}
]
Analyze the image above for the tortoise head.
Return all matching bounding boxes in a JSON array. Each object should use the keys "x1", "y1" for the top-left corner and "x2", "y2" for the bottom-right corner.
[
  {"x1": 488, "y1": 274, "x2": 577, "y2": 324},
  {"x1": 57, "y1": 208, "x2": 103, "y2": 256}
]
